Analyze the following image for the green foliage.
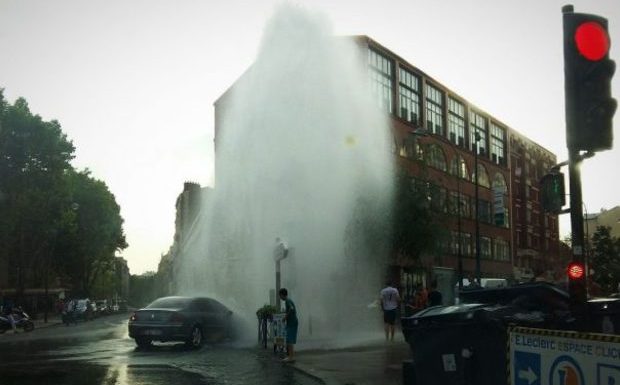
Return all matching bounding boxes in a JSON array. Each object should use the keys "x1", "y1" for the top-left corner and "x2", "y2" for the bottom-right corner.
[
  {"x1": 128, "y1": 273, "x2": 157, "y2": 308},
  {"x1": 256, "y1": 304, "x2": 278, "y2": 319},
  {"x1": 590, "y1": 226, "x2": 620, "y2": 295},
  {"x1": 0, "y1": 89, "x2": 127, "y2": 298},
  {"x1": 391, "y1": 171, "x2": 448, "y2": 262},
  {"x1": 344, "y1": 169, "x2": 448, "y2": 268}
]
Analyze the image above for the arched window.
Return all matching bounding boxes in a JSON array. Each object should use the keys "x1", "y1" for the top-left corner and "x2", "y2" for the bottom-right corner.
[
  {"x1": 492, "y1": 173, "x2": 509, "y2": 228},
  {"x1": 472, "y1": 164, "x2": 490, "y2": 188},
  {"x1": 449, "y1": 155, "x2": 469, "y2": 180},
  {"x1": 492, "y1": 173, "x2": 508, "y2": 193},
  {"x1": 425, "y1": 144, "x2": 447, "y2": 172}
]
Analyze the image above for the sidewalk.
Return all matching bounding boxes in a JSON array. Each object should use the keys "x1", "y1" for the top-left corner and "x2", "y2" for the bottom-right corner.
[
  {"x1": 292, "y1": 338, "x2": 411, "y2": 385},
  {"x1": 32, "y1": 314, "x2": 63, "y2": 330}
]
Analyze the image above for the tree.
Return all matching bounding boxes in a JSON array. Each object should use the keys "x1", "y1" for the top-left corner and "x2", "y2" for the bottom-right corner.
[
  {"x1": 344, "y1": 170, "x2": 448, "y2": 271},
  {"x1": 590, "y1": 226, "x2": 620, "y2": 295},
  {"x1": 0, "y1": 90, "x2": 75, "y2": 297},
  {"x1": 392, "y1": 171, "x2": 448, "y2": 263},
  {"x1": 55, "y1": 170, "x2": 128, "y2": 296}
]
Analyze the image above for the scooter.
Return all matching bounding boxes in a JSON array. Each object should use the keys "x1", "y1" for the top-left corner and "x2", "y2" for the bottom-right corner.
[{"x1": 0, "y1": 308, "x2": 35, "y2": 333}]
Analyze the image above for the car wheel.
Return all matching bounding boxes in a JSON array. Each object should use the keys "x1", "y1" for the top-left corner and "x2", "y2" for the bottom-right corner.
[
  {"x1": 135, "y1": 337, "x2": 152, "y2": 348},
  {"x1": 186, "y1": 325, "x2": 203, "y2": 349}
]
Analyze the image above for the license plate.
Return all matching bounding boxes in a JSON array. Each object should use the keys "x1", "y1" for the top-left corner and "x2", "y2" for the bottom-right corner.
[{"x1": 142, "y1": 329, "x2": 162, "y2": 336}]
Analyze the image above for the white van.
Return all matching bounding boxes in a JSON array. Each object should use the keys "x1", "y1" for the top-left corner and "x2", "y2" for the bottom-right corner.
[{"x1": 457, "y1": 278, "x2": 508, "y2": 289}]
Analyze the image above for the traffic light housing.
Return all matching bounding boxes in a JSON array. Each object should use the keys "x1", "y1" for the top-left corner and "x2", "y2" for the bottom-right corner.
[
  {"x1": 540, "y1": 172, "x2": 566, "y2": 214},
  {"x1": 567, "y1": 262, "x2": 587, "y2": 305},
  {"x1": 563, "y1": 7, "x2": 617, "y2": 152}
]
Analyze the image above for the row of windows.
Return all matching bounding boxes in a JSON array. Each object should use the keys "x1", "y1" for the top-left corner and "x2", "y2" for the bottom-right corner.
[
  {"x1": 450, "y1": 232, "x2": 511, "y2": 261},
  {"x1": 397, "y1": 139, "x2": 508, "y2": 192},
  {"x1": 369, "y1": 48, "x2": 507, "y2": 166},
  {"x1": 411, "y1": 178, "x2": 510, "y2": 228}
]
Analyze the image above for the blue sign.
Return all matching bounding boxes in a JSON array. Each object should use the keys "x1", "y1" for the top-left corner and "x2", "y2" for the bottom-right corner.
[{"x1": 514, "y1": 350, "x2": 541, "y2": 385}]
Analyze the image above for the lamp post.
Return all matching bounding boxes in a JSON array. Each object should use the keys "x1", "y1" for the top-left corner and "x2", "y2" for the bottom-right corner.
[
  {"x1": 412, "y1": 129, "x2": 463, "y2": 294},
  {"x1": 274, "y1": 237, "x2": 289, "y2": 311},
  {"x1": 473, "y1": 130, "x2": 482, "y2": 285}
]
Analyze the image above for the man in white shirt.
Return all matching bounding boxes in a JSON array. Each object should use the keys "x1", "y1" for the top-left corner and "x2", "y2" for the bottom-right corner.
[{"x1": 380, "y1": 281, "x2": 401, "y2": 341}]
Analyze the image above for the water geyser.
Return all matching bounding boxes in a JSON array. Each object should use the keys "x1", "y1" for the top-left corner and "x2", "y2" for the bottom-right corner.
[{"x1": 178, "y1": 3, "x2": 394, "y2": 340}]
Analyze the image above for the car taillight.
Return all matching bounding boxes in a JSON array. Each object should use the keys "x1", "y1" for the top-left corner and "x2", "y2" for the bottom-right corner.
[
  {"x1": 129, "y1": 312, "x2": 137, "y2": 322},
  {"x1": 169, "y1": 312, "x2": 184, "y2": 323}
]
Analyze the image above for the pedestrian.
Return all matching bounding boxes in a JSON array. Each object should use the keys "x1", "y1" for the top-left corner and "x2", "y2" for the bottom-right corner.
[
  {"x1": 380, "y1": 281, "x2": 400, "y2": 341},
  {"x1": 427, "y1": 280, "x2": 443, "y2": 307},
  {"x1": 414, "y1": 283, "x2": 427, "y2": 310},
  {"x1": 278, "y1": 288, "x2": 298, "y2": 363}
]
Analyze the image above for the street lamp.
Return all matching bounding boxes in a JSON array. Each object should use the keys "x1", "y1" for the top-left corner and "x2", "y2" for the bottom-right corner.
[
  {"x1": 473, "y1": 130, "x2": 482, "y2": 285},
  {"x1": 274, "y1": 237, "x2": 289, "y2": 311},
  {"x1": 411, "y1": 129, "x2": 464, "y2": 294}
]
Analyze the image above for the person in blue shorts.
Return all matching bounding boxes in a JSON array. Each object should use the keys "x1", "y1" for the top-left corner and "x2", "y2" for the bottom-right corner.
[{"x1": 279, "y1": 288, "x2": 298, "y2": 363}]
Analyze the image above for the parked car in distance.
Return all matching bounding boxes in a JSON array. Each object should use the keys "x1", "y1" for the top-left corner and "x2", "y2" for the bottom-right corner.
[
  {"x1": 111, "y1": 300, "x2": 127, "y2": 313},
  {"x1": 95, "y1": 300, "x2": 111, "y2": 315},
  {"x1": 457, "y1": 278, "x2": 508, "y2": 289},
  {"x1": 128, "y1": 296, "x2": 234, "y2": 349}
]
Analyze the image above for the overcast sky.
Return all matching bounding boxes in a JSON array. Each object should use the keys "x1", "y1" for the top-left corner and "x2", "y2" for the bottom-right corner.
[{"x1": 1, "y1": 0, "x2": 619, "y2": 274}]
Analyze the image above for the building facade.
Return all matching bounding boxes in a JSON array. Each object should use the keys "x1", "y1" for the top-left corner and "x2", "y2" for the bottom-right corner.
[
  {"x1": 359, "y1": 36, "x2": 560, "y2": 288},
  {"x1": 157, "y1": 182, "x2": 211, "y2": 296},
  {"x1": 212, "y1": 35, "x2": 561, "y2": 296},
  {"x1": 585, "y1": 206, "x2": 620, "y2": 239}
]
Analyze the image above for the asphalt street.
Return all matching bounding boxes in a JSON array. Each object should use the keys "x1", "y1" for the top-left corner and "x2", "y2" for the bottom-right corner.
[{"x1": 0, "y1": 313, "x2": 322, "y2": 385}]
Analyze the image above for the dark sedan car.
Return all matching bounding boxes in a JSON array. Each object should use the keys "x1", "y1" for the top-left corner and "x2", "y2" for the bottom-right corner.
[{"x1": 128, "y1": 296, "x2": 233, "y2": 348}]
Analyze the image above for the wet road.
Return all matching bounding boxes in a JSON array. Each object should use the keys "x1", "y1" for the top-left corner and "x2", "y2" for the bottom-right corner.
[{"x1": 0, "y1": 314, "x2": 321, "y2": 385}]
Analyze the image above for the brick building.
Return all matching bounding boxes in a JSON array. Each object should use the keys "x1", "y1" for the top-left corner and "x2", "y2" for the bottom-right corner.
[{"x1": 213, "y1": 35, "x2": 561, "y2": 297}]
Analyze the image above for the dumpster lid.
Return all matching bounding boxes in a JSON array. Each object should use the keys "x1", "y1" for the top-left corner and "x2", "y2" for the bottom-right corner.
[
  {"x1": 413, "y1": 303, "x2": 486, "y2": 317},
  {"x1": 460, "y1": 282, "x2": 570, "y2": 311}
]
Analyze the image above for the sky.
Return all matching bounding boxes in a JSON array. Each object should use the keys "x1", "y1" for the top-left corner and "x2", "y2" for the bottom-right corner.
[{"x1": 1, "y1": 0, "x2": 619, "y2": 274}]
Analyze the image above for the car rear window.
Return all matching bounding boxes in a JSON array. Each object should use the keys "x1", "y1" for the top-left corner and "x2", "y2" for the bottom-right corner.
[{"x1": 146, "y1": 297, "x2": 191, "y2": 309}]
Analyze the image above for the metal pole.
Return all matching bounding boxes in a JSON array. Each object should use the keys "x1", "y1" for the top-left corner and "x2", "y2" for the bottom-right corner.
[
  {"x1": 275, "y1": 260, "x2": 281, "y2": 311},
  {"x1": 568, "y1": 148, "x2": 587, "y2": 311},
  {"x1": 448, "y1": 139, "x2": 464, "y2": 293},
  {"x1": 474, "y1": 132, "x2": 481, "y2": 284},
  {"x1": 456, "y1": 165, "x2": 463, "y2": 293}
]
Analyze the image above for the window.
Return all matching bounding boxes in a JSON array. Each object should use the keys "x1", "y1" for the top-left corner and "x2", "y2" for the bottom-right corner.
[
  {"x1": 426, "y1": 84, "x2": 444, "y2": 135},
  {"x1": 449, "y1": 191, "x2": 471, "y2": 218},
  {"x1": 480, "y1": 236, "x2": 491, "y2": 259},
  {"x1": 492, "y1": 173, "x2": 508, "y2": 193},
  {"x1": 449, "y1": 155, "x2": 469, "y2": 180},
  {"x1": 490, "y1": 123, "x2": 506, "y2": 165},
  {"x1": 398, "y1": 135, "x2": 419, "y2": 159},
  {"x1": 448, "y1": 97, "x2": 466, "y2": 147},
  {"x1": 470, "y1": 110, "x2": 487, "y2": 156},
  {"x1": 368, "y1": 49, "x2": 393, "y2": 113},
  {"x1": 477, "y1": 199, "x2": 491, "y2": 223},
  {"x1": 473, "y1": 164, "x2": 490, "y2": 188},
  {"x1": 463, "y1": 233, "x2": 472, "y2": 256},
  {"x1": 430, "y1": 185, "x2": 448, "y2": 213},
  {"x1": 493, "y1": 239, "x2": 510, "y2": 261},
  {"x1": 492, "y1": 173, "x2": 509, "y2": 228},
  {"x1": 399, "y1": 67, "x2": 421, "y2": 124},
  {"x1": 450, "y1": 231, "x2": 459, "y2": 255},
  {"x1": 425, "y1": 144, "x2": 447, "y2": 172}
]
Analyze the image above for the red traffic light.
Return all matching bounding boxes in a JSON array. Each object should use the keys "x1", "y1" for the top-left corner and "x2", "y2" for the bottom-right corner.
[
  {"x1": 575, "y1": 21, "x2": 610, "y2": 61},
  {"x1": 567, "y1": 262, "x2": 585, "y2": 279}
]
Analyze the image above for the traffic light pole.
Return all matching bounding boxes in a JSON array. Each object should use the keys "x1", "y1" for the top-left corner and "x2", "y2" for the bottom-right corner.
[{"x1": 567, "y1": 147, "x2": 588, "y2": 326}]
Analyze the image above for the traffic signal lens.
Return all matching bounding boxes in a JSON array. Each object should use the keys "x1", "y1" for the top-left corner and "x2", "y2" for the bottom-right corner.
[
  {"x1": 575, "y1": 21, "x2": 610, "y2": 61},
  {"x1": 568, "y1": 263, "x2": 585, "y2": 279}
]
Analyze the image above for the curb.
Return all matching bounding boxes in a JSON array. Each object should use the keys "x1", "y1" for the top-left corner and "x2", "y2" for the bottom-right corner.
[{"x1": 288, "y1": 362, "x2": 331, "y2": 385}]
